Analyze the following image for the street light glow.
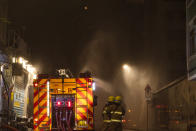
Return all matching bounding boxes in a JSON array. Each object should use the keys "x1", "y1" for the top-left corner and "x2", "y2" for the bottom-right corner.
[
  {"x1": 123, "y1": 64, "x2": 131, "y2": 72},
  {"x1": 123, "y1": 64, "x2": 129, "y2": 70}
]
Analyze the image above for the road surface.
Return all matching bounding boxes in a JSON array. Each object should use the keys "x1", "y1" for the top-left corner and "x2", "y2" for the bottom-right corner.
[{"x1": 123, "y1": 129, "x2": 138, "y2": 131}]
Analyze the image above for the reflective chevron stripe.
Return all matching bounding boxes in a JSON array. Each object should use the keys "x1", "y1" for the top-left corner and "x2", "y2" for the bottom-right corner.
[
  {"x1": 76, "y1": 78, "x2": 94, "y2": 130},
  {"x1": 33, "y1": 79, "x2": 50, "y2": 131}
]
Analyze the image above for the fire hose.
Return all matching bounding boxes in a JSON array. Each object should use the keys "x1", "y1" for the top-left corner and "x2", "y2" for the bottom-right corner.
[
  {"x1": 56, "y1": 110, "x2": 59, "y2": 131},
  {"x1": 56, "y1": 108, "x2": 73, "y2": 131},
  {"x1": 60, "y1": 111, "x2": 63, "y2": 131},
  {"x1": 66, "y1": 110, "x2": 72, "y2": 131}
]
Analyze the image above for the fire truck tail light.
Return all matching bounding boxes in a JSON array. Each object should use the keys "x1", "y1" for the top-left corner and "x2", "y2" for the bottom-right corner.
[
  {"x1": 88, "y1": 82, "x2": 92, "y2": 86},
  {"x1": 57, "y1": 101, "x2": 61, "y2": 106},
  {"x1": 34, "y1": 118, "x2": 38, "y2": 122},
  {"x1": 88, "y1": 79, "x2": 93, "y2": 86},
  {"x1": 34, "y1": 83, "x2": 38, "y2": 87}
]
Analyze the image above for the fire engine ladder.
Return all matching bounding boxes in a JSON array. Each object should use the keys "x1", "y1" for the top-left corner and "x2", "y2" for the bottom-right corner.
[
  {"x1": 37, "y1": 82, "x2": 50, "y2": 130},
  {"x1": 76, "y1": 80, "x2": 88, "y2": 128}
]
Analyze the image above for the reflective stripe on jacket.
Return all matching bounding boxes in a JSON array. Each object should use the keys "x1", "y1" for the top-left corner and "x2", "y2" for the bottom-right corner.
[
  {"x1": 113, "y1": 111, "x2": 123, "y2": 115},
  {"x1": 102, "y1": 103, "x2": 115, "y2": 122},
  {"x1": 103, "y1": 120, "x2": 111, "y2": 123},
  {"x1": 111, "y1": 119, "x2": 122, "y2": 123}
]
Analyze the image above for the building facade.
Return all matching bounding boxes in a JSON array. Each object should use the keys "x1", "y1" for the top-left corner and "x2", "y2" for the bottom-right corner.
[
  {"x1": 187, "y1": 0, "x2": 196, "y2": 80},
  {"x1": 0, "y1": 1, "x2": 36, "y2": 129},
  {"x1": 151, "y1": 77, "x2": 196, "y2": 131},
  {"x1": 150, "y1": 0, "x2": 196, "y2": 130},
  {"x1": 0, "y1": 0, "x2": 8, "y2": 48}
]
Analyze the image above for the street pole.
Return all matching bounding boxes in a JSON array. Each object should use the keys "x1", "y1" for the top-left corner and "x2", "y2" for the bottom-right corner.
[
  {"x1": 145, "y1": 84, "x2": 151, "y2": 131},
  {"x1": 188, "y1": 86, "x2": 191, "y2": 131},
  {"x1": 147, "y1": 102, "x2": 148, "y2": 131}
]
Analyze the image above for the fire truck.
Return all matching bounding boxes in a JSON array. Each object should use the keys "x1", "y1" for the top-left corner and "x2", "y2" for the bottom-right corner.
[{"x1": 33, "y1": 72, "x2": 96, "y2": 131}]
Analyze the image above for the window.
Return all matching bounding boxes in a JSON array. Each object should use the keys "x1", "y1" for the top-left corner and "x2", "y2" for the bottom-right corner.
[
  {"x1": 16, "y1": 94, "x2": 18, "y2": 100},
  {"x1": 18, "y1": 93, "x2": 21, "y2": 99},
  {"x1": 187, "y1": 0, "x2": 194, "y2": 6},
  {"x1": 190, "y1": 27, "x2": 196, "y2": 56}
]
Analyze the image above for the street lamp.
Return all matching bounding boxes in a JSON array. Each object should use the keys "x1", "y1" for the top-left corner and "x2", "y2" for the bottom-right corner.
[
  {"x1": 122, "y1": 64, "x2": 131, "y2": 72},
  {"x1": 122, "y1": 64, "x2": 135, "y2": 86},
  {"x1": 123, "y1": 64, "x2": 129, "y2": 70}
]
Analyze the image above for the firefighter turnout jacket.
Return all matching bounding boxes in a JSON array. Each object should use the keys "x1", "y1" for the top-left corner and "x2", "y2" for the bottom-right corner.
[
  {"x1": 111, "y1": 103, "x2": 125, "y2": 123},
  {"x1": 102, "y1": 102, "x2": 115, "y2": 123}
]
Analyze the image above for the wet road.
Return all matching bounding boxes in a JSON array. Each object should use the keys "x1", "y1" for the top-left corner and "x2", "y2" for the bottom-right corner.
[{"x1": 123, "y1": 129, "x2": 138, "y2": 131}]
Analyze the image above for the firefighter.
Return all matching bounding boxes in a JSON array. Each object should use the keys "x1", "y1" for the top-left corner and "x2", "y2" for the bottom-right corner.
[
  {"x1": 111, "y1": 96, "x2": 125, "y2": 131},
  {"x1": 102, "y1": 96, "x2": 115, "y2": 131}
]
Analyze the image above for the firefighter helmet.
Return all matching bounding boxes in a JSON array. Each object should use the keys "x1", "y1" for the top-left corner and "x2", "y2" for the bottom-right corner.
[
  {"x1": 108, "y1": 96, "x2": 115, "y2": 102},
  {"x1": 115, "y1": 96, "x2": 122, "y2": 103}
]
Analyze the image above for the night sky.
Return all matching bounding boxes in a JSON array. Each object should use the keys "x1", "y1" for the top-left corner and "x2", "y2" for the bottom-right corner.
[{"x1": 8, "y1": 0, "x2": 186, "y2": 87}]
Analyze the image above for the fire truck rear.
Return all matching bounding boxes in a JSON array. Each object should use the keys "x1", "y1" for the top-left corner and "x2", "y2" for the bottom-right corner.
[{"x1": 33, "y1": 73, "x2": 95, "y2": 130}]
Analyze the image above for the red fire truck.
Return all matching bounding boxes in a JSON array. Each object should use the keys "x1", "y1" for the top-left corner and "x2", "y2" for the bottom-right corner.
[{"x1": 33, "y1": 73, "x2": 96, "y2": 130}]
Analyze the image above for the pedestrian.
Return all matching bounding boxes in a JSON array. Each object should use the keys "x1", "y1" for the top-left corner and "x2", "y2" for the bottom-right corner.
[
  {"x1": 102, "y1": 96, "x2": 115, "y2": 131},
  {"x1": 111, "y1": 96, "x2": 125, "y2": 131}
]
